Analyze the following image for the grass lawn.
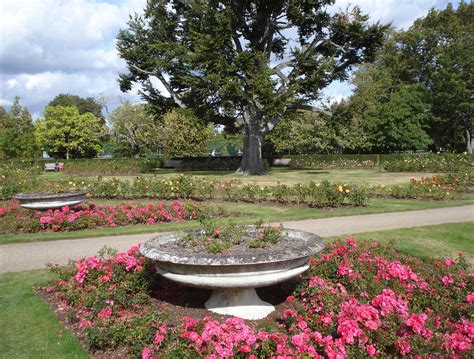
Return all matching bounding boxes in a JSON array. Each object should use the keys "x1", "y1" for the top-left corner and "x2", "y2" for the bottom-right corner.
[
  {"x1": 0, "y1": 269, "x2": 88, "y2": 359},
  {"x1": 1, "y1": 221, "x2": 472, "y2": 358},
  {"x1": 328, "y1": 222, "x2": 474, "y2": 266},
  {"x1": 2, "y1": 195, "x2": 474, "y2": 244},
  {"x1": 39, "y1": 167, "x2": 442, "y2": 186}
]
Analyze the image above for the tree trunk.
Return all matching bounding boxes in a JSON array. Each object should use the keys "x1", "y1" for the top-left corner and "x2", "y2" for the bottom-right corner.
[
  {"x1": 237, "y1": 122, "x2": 266, "y2": 175},
  {"x1": 66, "y1": 148, "x2": 69, "y2": 160},
  {"x1": 466, "y1": 127, "x2": 473, "y2": 154}
]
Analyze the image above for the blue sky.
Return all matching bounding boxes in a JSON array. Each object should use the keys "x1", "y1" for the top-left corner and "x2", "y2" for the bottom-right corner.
[{"x1": 0, "y1": 0, "x2": 453, "y2": 119}]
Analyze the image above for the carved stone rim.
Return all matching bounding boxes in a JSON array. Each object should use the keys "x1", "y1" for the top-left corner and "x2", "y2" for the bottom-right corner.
[
  {"x1": 141, "y1": 227, "x2": 325, "y2": 266},
  {"x1": 13, "y1": 189, "x2": 89, "y2": 200}
]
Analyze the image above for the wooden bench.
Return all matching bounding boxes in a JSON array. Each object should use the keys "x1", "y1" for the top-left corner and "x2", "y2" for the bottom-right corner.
[
  {"x1": 163, "y1": 160, "x2": 182, "y2": 168},
  {"x1": 272, "y1": 158, "x2": 291, "y2": 166},
  {"x1": 44, "y1": 163, "x2": 64, "y2": 171}
]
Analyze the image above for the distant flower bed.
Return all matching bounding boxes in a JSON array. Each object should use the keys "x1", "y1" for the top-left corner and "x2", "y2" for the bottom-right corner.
[
  {"x1": 1, "y1": 172, "x2": 370, "y2": 208},
  {"x1": 44, "y1": 239, "x2": 473, "y2": 358},
  {"x1": 0, "y1": 201, "x2": 219, "y2": 233},
  {"x1": 383, "y1": 153, "x2": 473, "y2": 172},
  {"x1": 371, "y1": 174, "x2": 468, "y2": 200},
  {"x1": 221, "y1": 180, "x2": 368, "y2": 207},
  {"x1": 289, "y1": 155, "x2": 378, "y2": 169}
]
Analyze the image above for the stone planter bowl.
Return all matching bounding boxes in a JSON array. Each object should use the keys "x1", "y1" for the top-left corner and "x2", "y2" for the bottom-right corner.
[
  {"x1": 13, "y1": 190, "x2": 89, "y2": 210},
  {"x1": 141, "y1": 227, "x2": 324, "y2": 320}
]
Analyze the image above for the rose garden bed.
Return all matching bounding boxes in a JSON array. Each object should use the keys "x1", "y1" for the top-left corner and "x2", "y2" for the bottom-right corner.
[
  {"x1": 0, "y1": 200, "x2": 222, "y2": 233},
  {"x1": 41, "y1": 238, "x2": 473, "y2": 358}
]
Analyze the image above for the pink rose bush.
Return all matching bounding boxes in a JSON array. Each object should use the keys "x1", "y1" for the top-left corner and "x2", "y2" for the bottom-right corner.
[
  {"x1": 46, "y1": 238, "x2": 473, "y2": 358},
  {"x1": 0, "y1": 200, "x2": 219, "y2": 233}
]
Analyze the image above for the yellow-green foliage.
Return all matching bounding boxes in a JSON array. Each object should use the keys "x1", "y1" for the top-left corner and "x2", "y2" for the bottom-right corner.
[{"x1": 161, "y1": 109, "x2": 212, "y2": 158}]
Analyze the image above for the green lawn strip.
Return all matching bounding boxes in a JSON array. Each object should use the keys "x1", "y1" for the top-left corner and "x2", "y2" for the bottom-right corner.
[
  {"x1": 0, "y1": 269, "x2": 88, "y2": 359},
  {"x1": 133, "y1": 167, "x2": 443, "y2": 186},
  {"x1": 39, "y1": 167, "x2": 443, "y2": 186},
  {"x1": 2, "y1": 196, "x2": 474, "y2": 244},
  {"x1": 326, "y1": 222, "x2": 474, "y2": 262}
]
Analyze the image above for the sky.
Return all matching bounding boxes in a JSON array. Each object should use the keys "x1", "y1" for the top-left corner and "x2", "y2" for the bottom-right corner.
[{"x1": 0, "y1": 0, "x2": 452, "y2": 119}]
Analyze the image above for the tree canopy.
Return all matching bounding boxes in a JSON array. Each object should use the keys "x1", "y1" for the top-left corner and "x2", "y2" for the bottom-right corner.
[
  {"x1": 108, "y1": 100, "x2": 161, "y2": 157},
  {"x1": 117, "y1": 0, "x2": 387, "y2": 173},
  {"x1": 48, "y1": 94, "x2": 105, "y2": 123},
  {"x1": 160, "y1": 109, "x2": 212, "y2": 157},
  {"x1": 36, "y1": 106, "x2": 106, "y2": 159},
  {"x1": 0, "y1": 97, "x2": 37, "y2": 159},
  {"x1": 396, "y1": 1, "x2": 473, "y2": 152},
  {"x1": 336, "y1": 2, "x2": 473, "y2": 154}
]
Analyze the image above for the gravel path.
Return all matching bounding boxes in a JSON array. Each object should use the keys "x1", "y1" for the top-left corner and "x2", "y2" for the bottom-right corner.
[{"x1": 1, "y1": 205, "x2": 473, "y2": 273}]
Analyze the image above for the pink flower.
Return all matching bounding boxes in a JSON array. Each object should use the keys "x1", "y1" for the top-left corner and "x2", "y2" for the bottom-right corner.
[
  {"x1": 405, "y1": 313, "x2": 427, "y2": 335},
  {"x1": 320, "y1": 313, "x2": 333, "y2": 326},
  {"x1": 466, "y1": 292, "x2": 474, "y2": 303},
  {"x1": 154, "y1": 330, "x2": 167, "y2": 346},
  {"x1": 79, "y1": 320, "x2": 93, "y2": 328},
  {"x1": 366, "y1": 344, "x2": 376, "y2": 357},
  {"x1": 297, "y1": 318, "x2": 308, "y2": 329},
  {"x1": 444, "y1": 259, "x2": 455, "y2": 267},
  {"x1": 337, "y1": 320, "x2": 362, "y2": 344},
  {"x1": 441, "y1": 274, "x2": 454, "y2": 285},
  {"x1": 141, "y1": 347, "x2": 154, "y2": 359},
  {"x1": 345, "y1": 237, "x2": 357, "y2": 247},
  {"x1": 336, "y1": 261, "x2": 353, "y2": 276},
  {"x1": 365, "y1": 320, "x2": 379, "y2": 330},
  {"x1": 40, "y1": 216, "x2": 53, "y2": 225},
  {"x1": 291, "y1": 333, "x2": 306, "y2": 347},
  {"x1": 283, "y1": 309, "x2": 297, "y2": 318},
  {"x1": 97, "y1": 306, "x2": 112, "y2": 319},
  {"x1": 372, "y1": 289, "x2": 409, "y2": 318},
  {"x1": 396, "y1": 339, "x2": 411, "y2": 355}
]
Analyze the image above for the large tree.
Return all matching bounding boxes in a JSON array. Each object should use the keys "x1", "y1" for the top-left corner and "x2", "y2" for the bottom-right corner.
[
  {"x1": 0, "y1": 97, "x2": 37, "y2": 159},
  {"x1": 336, "y1": 60, "x2": 432, "y2": 153},
  {"x1": 395, "y1": 2, "x2": 473, "y2": 152},
  {"x1": 108, "y1": 100, "x2": 161, "y2": 157},
  {"x1": 48, "y1": 94, "x2": 105, "y2": 123},
  {"x1": 36, "y1": 106, "x2": 106, "y2": 159},
  {"x1": 117, "y1": 0, "x2": 387, "y2": 174}
]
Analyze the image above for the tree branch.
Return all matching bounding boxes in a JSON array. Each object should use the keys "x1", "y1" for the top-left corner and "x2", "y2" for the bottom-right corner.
[
  {"x1": 334, "y1": 59, "x2": 355, "y2": 72},
  {"x1": 271, "y1": 60, "x2": 293, "y2": 73},
  {"x1": 288, "y1": 104, "x2": 332, "y2": 116},
  {"x1": 131, "y1": 64, "x2": 187, "y2": 109},
  {"x1": 232, "y1": 35, "x2": 243, "y2": 52},
  {"x1": 131, "y1": 64, "x2": 155, "y2": 75}
]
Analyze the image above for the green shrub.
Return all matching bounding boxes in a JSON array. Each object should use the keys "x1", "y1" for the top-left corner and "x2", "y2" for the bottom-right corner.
[
  {"x1": 62, "y1": 158, "x2": 163, "y2": 176},
  {"x1": 0, "y1": 164, "x2": 40, "y2": 199}
]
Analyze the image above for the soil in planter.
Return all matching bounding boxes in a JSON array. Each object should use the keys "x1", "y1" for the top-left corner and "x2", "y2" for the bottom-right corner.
[{"x1": 159, "y1": 230, "x2": 300, "y2": 256}]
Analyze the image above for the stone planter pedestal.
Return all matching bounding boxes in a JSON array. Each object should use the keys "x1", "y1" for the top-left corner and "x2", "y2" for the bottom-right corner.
[
  {"x1": 141, "y1": 228, "x2": 324, "y2": 320},
  {"x1": 13, "y1": 190, "x2": 89, "y2": 210}
]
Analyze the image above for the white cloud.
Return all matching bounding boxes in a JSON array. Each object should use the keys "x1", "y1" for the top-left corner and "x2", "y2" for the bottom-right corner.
[
  {"x1": 330, "y1": 0, "x2": 446, "y2": 29},
  {"x1": 0, "y1": 0, "x2": 146, "y2": 116}
]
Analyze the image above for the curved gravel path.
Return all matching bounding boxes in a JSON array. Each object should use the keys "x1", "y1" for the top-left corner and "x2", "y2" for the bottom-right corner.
[{"x1": 1, "y1": 205, "x2": 473, "y2": 273}]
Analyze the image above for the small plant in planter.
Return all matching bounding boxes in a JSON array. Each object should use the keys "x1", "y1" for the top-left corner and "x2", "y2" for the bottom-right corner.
[
  {"x1": 248, "y1": 220, "x2": 284, "y2": 248},
  {"x1": 177, "y1": 219, "x2": 285, "y2": 254}
]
